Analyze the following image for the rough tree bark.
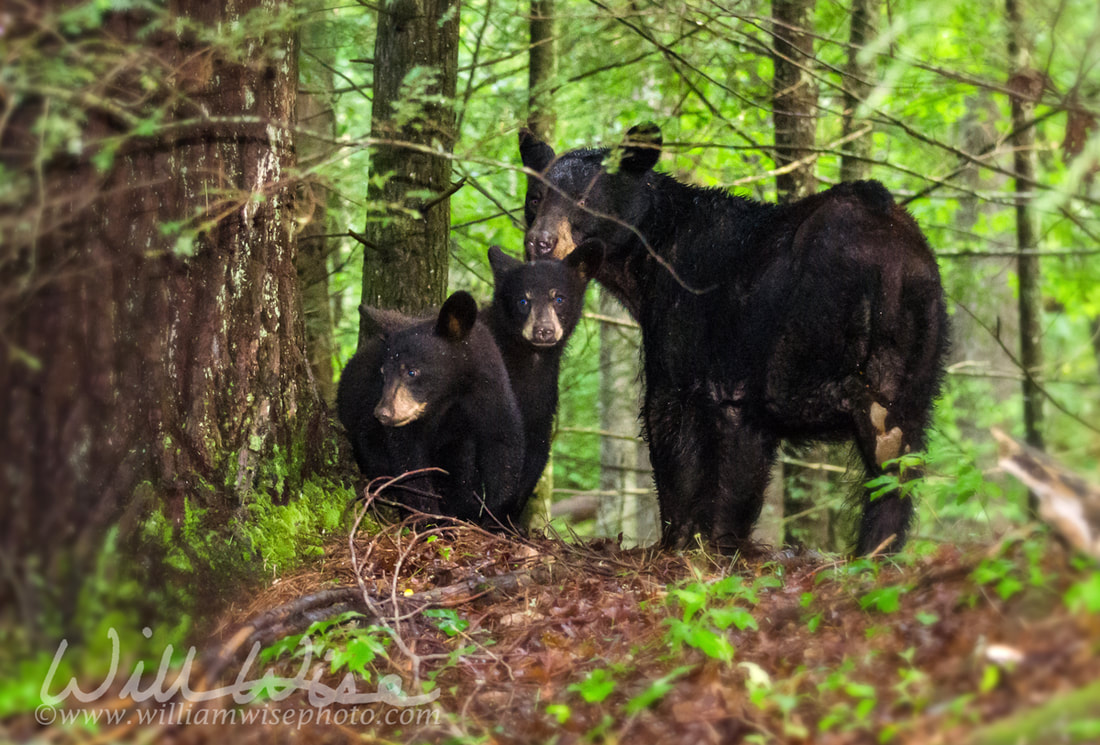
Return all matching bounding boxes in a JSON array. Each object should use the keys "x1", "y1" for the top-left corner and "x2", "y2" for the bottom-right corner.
[
  {"x1": 0, "y1": 2, "x2": 320, "y2": 636},
  {"x1": 1006, "y1": 0, "x2": 1044, "y2": 516},
  {"x1": 358, "y1": 0, "x2": 460, "y2": 329}
]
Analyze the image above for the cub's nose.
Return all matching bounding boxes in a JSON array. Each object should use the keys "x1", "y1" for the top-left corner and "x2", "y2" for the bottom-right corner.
[{"x1": 532, "y1": 324, "x2": 557, "y2": 344}]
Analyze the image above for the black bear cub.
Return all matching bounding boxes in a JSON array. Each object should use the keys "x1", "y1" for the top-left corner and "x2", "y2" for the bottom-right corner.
[
  {"x1": 485, "y1": 243, "x2": 601, "y2": 502},
  {"x1": 336, "y1": 291, "x2": 526, "y2": 527},
  {"x1": 520, "y1": 123, "x2": 948, "y2": 555}
]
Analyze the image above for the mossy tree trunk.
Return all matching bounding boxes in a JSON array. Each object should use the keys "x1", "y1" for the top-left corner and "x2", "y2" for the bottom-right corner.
[
  {"x1": 0, "y1": 1, "x2": 321, "y2": 638},
  {"x1": 358, "y1": 0, "x2": 460, "y2": 330}
]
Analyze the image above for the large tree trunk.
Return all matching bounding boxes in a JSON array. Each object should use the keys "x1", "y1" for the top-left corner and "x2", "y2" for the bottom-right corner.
[
  {"x1": 1006, "y1": 0, "x2": 1044, "y2": 516},
  {"x1": 0, "y1": 2, "x2": 318, "y2": 638},
  {"x1": 359, "y1": 0, "x2": 460, "y2": 328}
]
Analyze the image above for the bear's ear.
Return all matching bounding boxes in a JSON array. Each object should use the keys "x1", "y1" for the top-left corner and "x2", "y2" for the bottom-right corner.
[
  {"x1": 436, "y1": 291, "x2": 478, "y2": 342},
  {"x1": 621, "y1": 122, "x2": 662, "y2": 173},
  {"x1": 360, "y1": 304, "x2": 411, "y2": 337},
  {"x1": 519, "y1": 127, "x2": 556, "y2": 172},
  {"x1": 566, "y1": 238, "x2": 604, "y2": 281},
  {"x1": 488, "y1": 245, "x2": 521, "y2": 280}
]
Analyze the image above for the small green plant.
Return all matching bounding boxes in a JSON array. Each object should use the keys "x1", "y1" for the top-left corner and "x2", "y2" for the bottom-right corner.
[
  {"x1": 1064, "y1": 570, "x2": 1100, "y2": 614},
  {"x1": 662, "y1": 571, "x2": 778, "y2": 661},
  {"x1": 423, "y1": 608, "x2": 470, "y2": 637},
  {"x1": 260, "y1": 611, "x2": 391, "y2": 688},
  {"x1": 568, "y1": 667, "x2": 617, "y2": 704}
]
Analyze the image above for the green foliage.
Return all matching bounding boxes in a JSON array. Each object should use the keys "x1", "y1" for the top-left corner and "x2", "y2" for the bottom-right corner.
[
  {"x1": 663, "y1": 572, "x2": 778, "y2": 661},
  {"x1": 260, "y1": 611, "x2": 391, "y2": 687}
]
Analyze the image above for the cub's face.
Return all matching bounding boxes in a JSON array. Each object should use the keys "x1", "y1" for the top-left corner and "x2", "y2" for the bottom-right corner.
[
  {"x1": 488, "y1": 246, "x2": 602, "y2": 350},
  {"x1": 373, "y1": 333, "x2": 443, "y2": 427},
  {"x1": 369, "y1": 292, "x2": 477, "y2": 428}
]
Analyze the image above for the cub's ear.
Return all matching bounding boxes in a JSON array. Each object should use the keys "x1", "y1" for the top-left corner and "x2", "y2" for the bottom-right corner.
[
  {"x1": 566, "y1": 238, "x2": 604, "y2": 281},
  {"x1": 436, "y1": 291, "x2": 478, "y2": 342},
  {"x1": 519, "y1": 127, "x2": 556, "y2": 172},
  {"x1": 621, "y1": 122, "x2": 662, "y2": 173},
  {"x1": 488, "y1": 245, "x2": 522, "y2": 280},
  {"x1": 360, "y1": 304, "x2": 412, "y2": 337}
]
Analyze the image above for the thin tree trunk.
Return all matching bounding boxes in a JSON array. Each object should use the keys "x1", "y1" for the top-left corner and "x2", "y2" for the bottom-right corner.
[
  {"x1": 771, "y1": 0, "x2": 821, "y2": 548},
  {"x1": 528, "y1": 0, "x2": 557, "y2": 141},
  {"x1": 359, "y1": 0, "x2": 460, "y2": 328},
  {"x1": 1007, "y1": 0, "x2": 1044, "y2": 516},
  {"x1": 1, "y1": 2, "x2": 317, "y2": 638},
  {"x1": 597, "y1": 290, "x2": 650, "y2": 546},
  {"x1": 772, "y1": 0, "x2": 818, "y2": 202},
  {"x1": 520, "y1": 0, "x2": 559, "y2": 530},
  {"x1": 840, "y1": 0, "x2": 878, "y2": 183},
  {"x1": 298, "y1": 5, "x2": 338, "y2": 405}
]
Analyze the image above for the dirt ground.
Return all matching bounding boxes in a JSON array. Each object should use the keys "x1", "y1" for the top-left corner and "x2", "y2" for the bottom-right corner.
[{"x1": 18, "y1": 514, "x2": 1100, "y2": 745}]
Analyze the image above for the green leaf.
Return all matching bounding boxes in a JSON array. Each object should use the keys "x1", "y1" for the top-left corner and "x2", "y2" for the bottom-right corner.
[
  {"x1": 568, "y1": 668, "x2": 616, "y2": 703},
  {"x1": 1064, "y1": 572, "x2": 1100, "y2": 614},
  {"x1": 423, "y1": 608, "x2": 469, "y2": 636}
]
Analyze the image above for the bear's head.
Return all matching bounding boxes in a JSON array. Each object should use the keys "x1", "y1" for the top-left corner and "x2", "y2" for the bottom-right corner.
[
  {"x1": 366, "y1": 291, "x2": 478, "y2": 427},
  {"x1": 519, "y1": 123, "x2": 661, "y2": 263}
]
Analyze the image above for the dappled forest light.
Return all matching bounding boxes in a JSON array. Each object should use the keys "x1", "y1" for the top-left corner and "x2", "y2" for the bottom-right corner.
[{"x1": 1, "y1": 0, "x2": 1099, "y2": 741}]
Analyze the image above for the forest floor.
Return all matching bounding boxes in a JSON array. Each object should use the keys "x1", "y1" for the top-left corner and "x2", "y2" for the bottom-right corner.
[{"x1": 20, "y1": 510, "x2": 1100, "y2": 745}]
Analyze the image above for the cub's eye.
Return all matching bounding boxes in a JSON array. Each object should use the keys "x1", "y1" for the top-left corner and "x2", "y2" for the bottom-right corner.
[
  {"x1": 554, "y1": 295, "x2": 566, "y2": 305},
  {"x1": 406, "y1": 368, "x2": 420, "y2": 379},
  {"x1": 518, "y1": 298, "x2": 529, "y2": 308},
  {"x1": 529, "y1": 196, "x2": 540, "y2": 206}
]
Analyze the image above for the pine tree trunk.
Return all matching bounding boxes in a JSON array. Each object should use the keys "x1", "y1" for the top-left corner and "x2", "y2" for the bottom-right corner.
[
  {"x1": 1, "y1": 2, "x2": 319, "y2": 635},
  {"x1": 359, "y1": 0, "x2": 460, "y2": 327}
]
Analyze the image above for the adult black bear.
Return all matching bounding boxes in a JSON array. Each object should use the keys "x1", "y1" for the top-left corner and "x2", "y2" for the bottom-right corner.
[
  {"x1": 485, "y1": 244, "x2": 601, "y2": 502},
  {"x1": 336, "y1": 291, "x2": 526, "y2": 527},
  {"x1": 520, "y1": 123, "x2": 948, "y2": 555}
]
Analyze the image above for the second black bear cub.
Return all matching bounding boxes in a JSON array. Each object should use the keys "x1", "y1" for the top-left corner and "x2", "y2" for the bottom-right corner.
[
  {"x1": 336, "y1": 291, "x2": 526, "y2": 527},
  {"x1": 485, "y1": 243, "x2": 601, "y2": 502}
]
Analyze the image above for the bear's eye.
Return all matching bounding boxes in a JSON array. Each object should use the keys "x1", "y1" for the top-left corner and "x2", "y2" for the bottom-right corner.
[
  {"x1": 518, "y1": 298, "x2": 529, "y2": 308},
  {"x1": 554, "y1": 295, "x2": 565, "y2": 305},
  {"x1": 406, "y1": 368, "x2": 420, "y2": 379}
]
